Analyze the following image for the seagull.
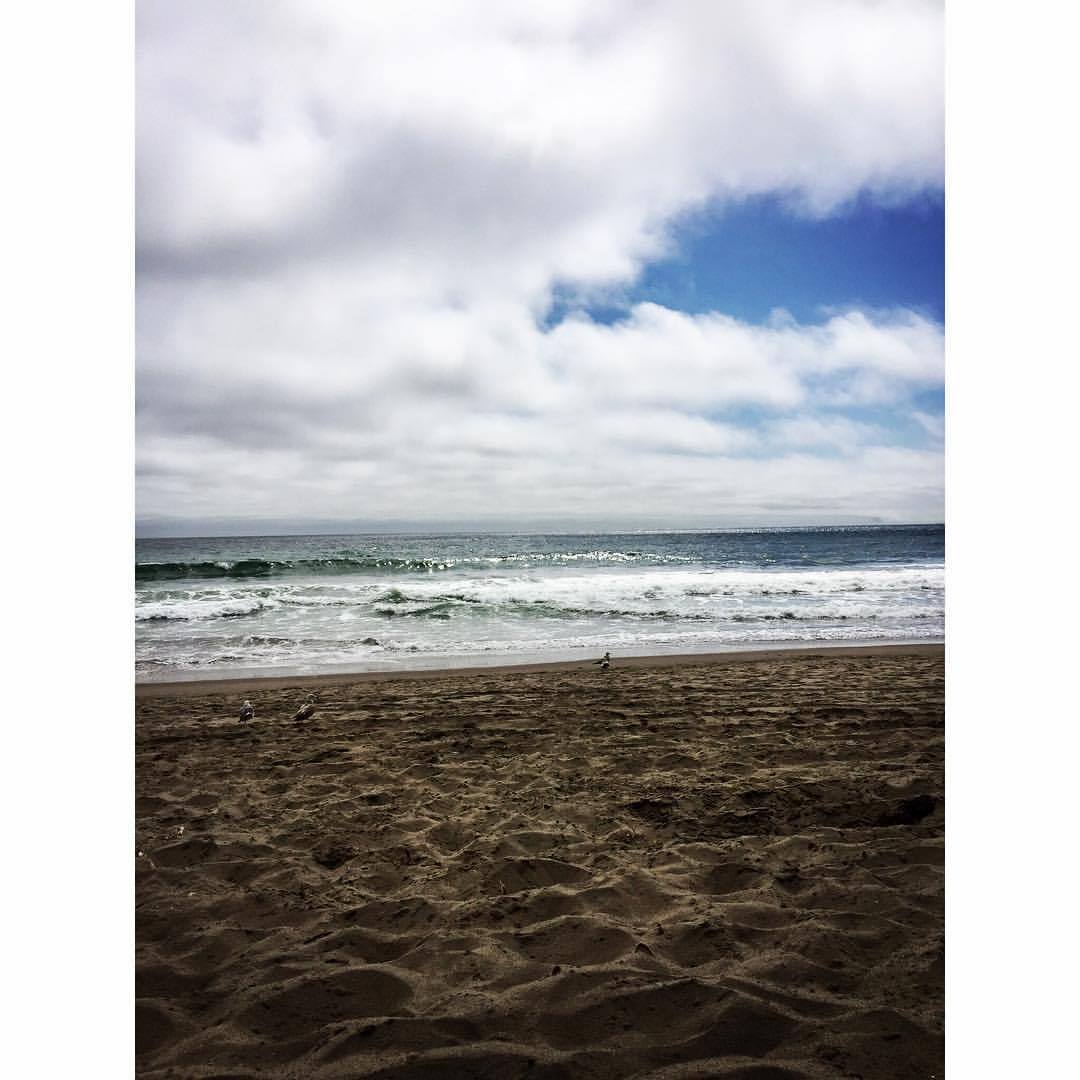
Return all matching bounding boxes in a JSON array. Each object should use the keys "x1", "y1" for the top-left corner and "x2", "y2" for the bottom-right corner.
[
  {"x1": 239, "y1": 700, "x2": 255, "y2": 722},
  {"x1": 594, "y1": 651, "x2": 611, "y2": 670},
  {"x1": 292, "y1": 694, "x2": 318, "y2": 723}
]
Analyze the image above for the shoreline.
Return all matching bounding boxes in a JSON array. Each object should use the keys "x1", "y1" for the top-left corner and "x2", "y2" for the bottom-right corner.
[{"x1": 135, "y1": 640, "x2": 943, "y2": 698}]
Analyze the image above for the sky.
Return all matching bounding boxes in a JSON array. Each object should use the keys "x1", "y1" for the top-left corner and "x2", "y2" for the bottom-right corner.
[{"x1": 135, "y1": 0, "x2": 944, "y2": 536}]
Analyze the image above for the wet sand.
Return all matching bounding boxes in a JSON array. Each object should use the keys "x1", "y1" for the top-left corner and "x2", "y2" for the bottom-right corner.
[{"x1": 136, "y1": 645, "x2": 944, "y2": 1079}]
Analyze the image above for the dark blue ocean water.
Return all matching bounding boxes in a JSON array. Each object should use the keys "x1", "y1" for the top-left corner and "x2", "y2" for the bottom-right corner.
[{"x1": 135, "y1": 525, "x2": 944, "y2": 680}]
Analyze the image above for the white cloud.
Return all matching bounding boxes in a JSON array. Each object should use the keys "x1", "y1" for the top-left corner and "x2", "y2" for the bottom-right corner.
[
  {"x1": 763, "y1": 415, "x2": 883, "y2": 452},
  {"x1": 137, "y1": 294, "x2": 943, "y2": 523},
  {"x1": 137, "y1": 0, "x2": 943, "y2": 293},
  {"x1": 136, "y1": 0, "x2": 944, "y2": 528},
  {"x1": 913, "y1": 410, "x2": 946, "y2": 440}
]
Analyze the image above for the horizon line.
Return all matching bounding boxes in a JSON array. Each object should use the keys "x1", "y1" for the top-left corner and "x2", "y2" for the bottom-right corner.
[{"x1": 135, "y1": 520, "x2": 946, "y2": 543}]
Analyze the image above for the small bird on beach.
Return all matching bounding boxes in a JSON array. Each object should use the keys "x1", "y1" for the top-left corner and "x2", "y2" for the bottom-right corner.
[
  {"x1": 594, "y1": 651, "x2": 611, "y2": 670},
  {"x1": 292, "y1": 694, "x2": 318, "y2": 723},
  {"x1": 239, "y1": 700, "x2": 255, "y2": 722}
]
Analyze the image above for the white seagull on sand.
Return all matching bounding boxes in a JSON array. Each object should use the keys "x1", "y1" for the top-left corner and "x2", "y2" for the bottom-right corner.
[
  {"x1": 239, "y1": 700, "x2": 255, "y2": 721},
  {"x1": 292, "y1": 694, "x2": 318, "y2": 723},
  {"x1": 594, "y1": 651, "x2": 611, "y2": 670}
]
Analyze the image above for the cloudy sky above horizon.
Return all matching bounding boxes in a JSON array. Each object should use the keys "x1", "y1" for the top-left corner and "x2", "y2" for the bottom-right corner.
[{"x1": 136, "y1": 0, "x2": 944, "y2": 536}]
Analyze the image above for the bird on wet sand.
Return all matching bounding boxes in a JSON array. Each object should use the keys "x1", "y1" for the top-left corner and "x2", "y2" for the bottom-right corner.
[
  {"x1": 239, "y1": 700, "x2": 255, "y2": 722},
  {"x1": 594, "y1": 651, "x2": 611, "y2": 670},
  {"x1": 292, "y1": 693, "x2": 318, "y2": 723}
]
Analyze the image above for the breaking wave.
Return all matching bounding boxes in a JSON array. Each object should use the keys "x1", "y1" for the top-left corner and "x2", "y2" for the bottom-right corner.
[{"x1": 135, "y1": 526, "x2": 944, "y2": 680}]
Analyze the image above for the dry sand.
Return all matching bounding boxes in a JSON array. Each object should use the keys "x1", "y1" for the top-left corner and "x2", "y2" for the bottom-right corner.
[{"x1": 136, "y1": 646, "x2": 944, "y2": 1079}]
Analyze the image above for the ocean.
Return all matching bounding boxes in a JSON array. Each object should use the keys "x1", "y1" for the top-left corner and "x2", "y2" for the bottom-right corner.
[{"x1": 135, "y1": 525, "x2": 944, "y2": 681}]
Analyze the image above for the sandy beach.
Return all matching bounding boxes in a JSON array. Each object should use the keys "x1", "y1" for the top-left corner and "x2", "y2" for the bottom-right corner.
[{"x1": 136, "y1": 645, "x2": 944, "y2": 1079}]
